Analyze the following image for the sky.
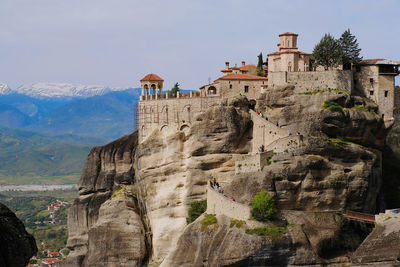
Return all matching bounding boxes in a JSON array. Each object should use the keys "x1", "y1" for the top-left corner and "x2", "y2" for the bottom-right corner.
[{"x1": 0, "y1": 0, "x2": 399, "y2": 90}]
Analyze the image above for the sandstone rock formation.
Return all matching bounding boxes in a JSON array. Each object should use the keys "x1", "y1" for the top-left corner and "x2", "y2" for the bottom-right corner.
[
  {"x1": 0, "y1": 202, "x2": 37, "y2": 267},
  {"x1": 66, "y1": 131, "x2": 147, "y2": 266},
  {"x1": 67, "y1": 87, "x2": 396, "y2": 266},
  {"x1": 351, "y1": 217, "x2": 400, "y2": 266}
]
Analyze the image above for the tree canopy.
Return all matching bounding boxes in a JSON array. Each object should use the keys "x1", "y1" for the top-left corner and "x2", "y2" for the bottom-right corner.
[
  {"x1": 312, "y1": 33, "x2": 342, "y2": 70},
  {"x1": 251, "y1": 189, "x2": 277, "y2": 221},
  {"x1": 339, "y1": 29, "x2": 362, "y2": 70},
  {"x1": 170, "y1": 82, "x2": 180, "y2": 96}
]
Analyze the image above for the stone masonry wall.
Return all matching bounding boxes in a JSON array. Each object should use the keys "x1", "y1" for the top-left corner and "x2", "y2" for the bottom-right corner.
[
  {"x1": 138, "y1": 95, "x2": 221, "y2": 142},
  {"x1": 268, "y1": 70, "x2": 353, "y2": 93},
  {"x1": 235, "y1": 151, "x2": 274, "y2": 174},
  {"x1": 206, "y1": 184, "x2": 251, "y2": 221},
  {"x1": 250, "y1": 110, "x2": 287, "y2": 152},
  {"x1": 265, "y1": 135, "x2": 303, "y2": 153}
]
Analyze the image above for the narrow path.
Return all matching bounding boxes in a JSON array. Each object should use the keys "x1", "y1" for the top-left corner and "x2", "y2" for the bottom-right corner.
[{"x1": 342, "y1": 210, "x2": 375, "y2": 224}]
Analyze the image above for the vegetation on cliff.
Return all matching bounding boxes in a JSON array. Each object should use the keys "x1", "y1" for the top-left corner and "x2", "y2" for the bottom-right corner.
[
  {"x1": 186, "y1": 200, "x2": 207, "y2": 224},
  {"x1": 251, "y1": 189, "x2": 277, "y2": 221}
]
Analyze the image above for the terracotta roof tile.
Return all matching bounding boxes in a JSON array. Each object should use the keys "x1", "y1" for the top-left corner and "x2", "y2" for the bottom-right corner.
[
  {"x1": 140, "y1": 73, "x2": 164, "y2": 82},
  {"x1": 359, "y1": 59, "x2": 400, "y2": 65},
  {"x1": 279, "y1": 32, "x2": 298, "y2": 37},
  {"x1": 240, "y1": 64, "x2": 256, "y2": 71},
  {"x1": 215, "y1": 73, "x2": 268, "y2": 81},
  {"x1": 267, "y1": 50, "x2": 310, "y2": 56}
]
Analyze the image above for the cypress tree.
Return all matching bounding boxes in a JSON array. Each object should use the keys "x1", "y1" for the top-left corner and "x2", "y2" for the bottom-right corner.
[
  {"x1": 256, "y1": 52, "x2": 266, "y2": 76},
  {"x1": 170, "y1": 82, "x2": 180, "y2": 96},
  {"x1": 339, "y1": 29, "x2": 362, "y2": 70}
]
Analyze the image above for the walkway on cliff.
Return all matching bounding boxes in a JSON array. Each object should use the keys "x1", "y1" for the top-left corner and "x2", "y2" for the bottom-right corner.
[{"x1": 342, "y1": 210, "x2": 375, "y2": 224}]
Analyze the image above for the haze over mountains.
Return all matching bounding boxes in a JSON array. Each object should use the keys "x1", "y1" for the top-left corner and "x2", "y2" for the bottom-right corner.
[
  {"x1": 0, "y1": 82, "x2": 141, "y2": 180},
  {"x1": 0, "y1": 82, "x2": 141, "y2": 140}
]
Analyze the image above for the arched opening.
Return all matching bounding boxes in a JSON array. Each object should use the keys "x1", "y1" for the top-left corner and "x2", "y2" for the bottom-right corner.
[
  {"x1": 182, "y1": 105, "x2": 191, "y2": 123},
  {"x1": 208, "y1": 86, "x2": 217, "y2": 95},
  {"x1": 143, "y1": 84, "x2": 149, "y2": 95},
  {"x1": 180, "y1": 124, "x2": 190, "y2": 136},
  {"x1": 160, "y1": 125, "x2": 168, "y2": 133},
  {"x1": 249, "y1": 99, "x2": 256, "y2": 111},
  {"x1": 151, "y1": 84, "x2": 157, "y2": 95},
  {"x1": 161, "y1": 105, "x2": 168, "y2": 124}
]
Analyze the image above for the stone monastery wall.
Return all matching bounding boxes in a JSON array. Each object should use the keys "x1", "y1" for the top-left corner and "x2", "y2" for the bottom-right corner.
[
  {"x1": 250, "y1": 110, "x2": 287, "y2": 151},
  {"x1": 235, "y1": 151, "x2": 274, "y2": 174},
  {"x1": 206, "y1": 184, "x2": 251, "y2": 221},
  {"x1": 265, "y1": 135, "x2": 303, "y2": 153},
  {"x1": 138, "y1": 95, "x2": 221, "y2": 142},
  {"x1": 268, "y1": 70, "x2": 353, "y2": 92}
]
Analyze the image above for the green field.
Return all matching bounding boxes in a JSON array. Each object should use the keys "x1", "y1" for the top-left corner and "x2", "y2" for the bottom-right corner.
[{"x1": 0, "y1": 173, "x2": 80, "y2": 185}]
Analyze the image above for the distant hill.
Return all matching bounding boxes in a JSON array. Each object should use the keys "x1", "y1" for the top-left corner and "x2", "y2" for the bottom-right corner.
[
  {"x1": 0, "y1": 88, "x2": 141, "y2": 141},
  {"x1": 0, "y1": 127, "x2": 97, "y2": 177},
  {"x1": 1, "y1": 82, "x2": 130, "y2": 98}
]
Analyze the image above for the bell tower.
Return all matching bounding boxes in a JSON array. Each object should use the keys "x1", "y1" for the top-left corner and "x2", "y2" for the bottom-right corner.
[{"x1": 140, "y1": 73, "x2": 164, "y2": 101}]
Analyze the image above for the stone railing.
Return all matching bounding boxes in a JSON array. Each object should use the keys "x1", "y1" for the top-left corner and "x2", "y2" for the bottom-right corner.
[
  {"x1": 375, "y1": 209, "x2": 400, "y2": 224},
  {"x1": 140, "y1": 91, "x2": 201, "y2": 101},
  {"x1": 206, "y1": 184, "x2": 251, "y2": 221}
]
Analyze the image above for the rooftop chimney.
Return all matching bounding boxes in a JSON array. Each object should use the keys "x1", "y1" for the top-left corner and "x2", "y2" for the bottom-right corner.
[
  {"x1": 225, "y1": 62, "x2": 230, "y2": 69},
  {"x1": 242, "y1": 61, "x2": 246, "y2": 66}
]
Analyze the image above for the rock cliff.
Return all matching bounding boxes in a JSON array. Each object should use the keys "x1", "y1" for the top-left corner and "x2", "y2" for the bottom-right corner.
[
  {"x1": 0, "y1": 202, "x2": 37, "y2": 267},
  {"x1": 66, "y1": 131, "x2": 147, "y2": 266},
  {"x1": 67, "y1": 86, "x2": 396, "y2": 266}
]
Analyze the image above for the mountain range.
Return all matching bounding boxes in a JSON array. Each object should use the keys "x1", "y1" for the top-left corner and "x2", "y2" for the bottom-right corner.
[{"x1": 0, "y1": 83, "x2": 141, "y2": 141}]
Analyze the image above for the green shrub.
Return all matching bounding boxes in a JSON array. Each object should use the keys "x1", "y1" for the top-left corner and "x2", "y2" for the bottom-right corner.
[
  {"x1": 186, "y1": 200, "x2": 207, "y2": 224},
  {"x1": 201, "y1": 213, "x2": 218, "y2": 231},
  {"x1": 245, "y1": 225, "x2": 286, "y2": 238},
  {"x1": 230, "y1": 219, "x2": 246, "y2": 228},
  {"x1": 322, "y1": 101, "x2": 344, "y2": 114},
  {"x1": 251, "y1": 189, "x2": 277, "y2": 221}
]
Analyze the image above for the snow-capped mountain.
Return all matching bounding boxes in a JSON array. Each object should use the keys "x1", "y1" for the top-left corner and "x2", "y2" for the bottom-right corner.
[
  {"x1": 0, "y1": 83, "x2": 11, "y2": 94},
  {"x1": 0, "y1": 82, "x2": 131, "y2": 98}
]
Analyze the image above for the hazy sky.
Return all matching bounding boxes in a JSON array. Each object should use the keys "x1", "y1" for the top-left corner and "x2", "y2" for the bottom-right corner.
[{"x1": 0, "y1": 0, "x2": 399, "y2": 89}]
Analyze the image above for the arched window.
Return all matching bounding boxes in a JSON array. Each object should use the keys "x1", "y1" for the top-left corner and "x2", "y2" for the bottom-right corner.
[{"x1": 208, "y1": 86, "x2": 217, "y2": 95}]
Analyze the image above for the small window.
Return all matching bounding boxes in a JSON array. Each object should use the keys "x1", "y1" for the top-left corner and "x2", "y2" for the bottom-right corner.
[
  {"x1": 262, "y1": 81, "x2": 265, "y2": 84},
  {"x1": 385, "y1": 90, "x2": 389, "y2": 97},
  {"x1": 370, "y1": 90, "x2": 374, "y2": 96},
  {"x1": 382, "y1": 114, "x2": 385, "y2": 119},
  {"x1": 229, "y1": 84, "x2": 232, "y2": 89},
  {"x1": 370, "y1": 78, "x2": 374, "y2": 83},
  {"x1": 244, "y1": 86, "x2": 249, "y2": 93}
]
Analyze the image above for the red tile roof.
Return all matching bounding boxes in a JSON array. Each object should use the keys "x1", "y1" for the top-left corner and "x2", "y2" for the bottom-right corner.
[
  {"x1": 240, "y1": 64, "x2": 256, "y2": 71},
  {"x1": 216, "y1": 73, "x2": 268, "y2": 81},
  {"x1": 140, "y1": 73, "x2": 164, "y2": 82},
  {"x1": 43, "y1": 258, "x2": 61, "y2": 264},
  {"x1": 359, "y1": 59, "x2": 400, "y2": 65},
  {"x1": 279, "y1": 32, "x2": 298, "y2": 37},
  {"x1": 267, "y1": 50, "x2": 310, "y2": 56}
]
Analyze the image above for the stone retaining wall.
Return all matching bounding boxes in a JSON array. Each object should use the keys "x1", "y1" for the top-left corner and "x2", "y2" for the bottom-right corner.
[
  {"x1": 250, "y1": 110, "x2": 287, "y2": 152},
  {"x1": 235, "y1": 151, "x2": 273, "y2": 174},
  {"x1": 268, "y1": 70, "x2": 353, "y2": 93},
  {"x1": 206, "y1": 185, "x2": 251, "y2": 221},
  {"x1": 265, "y1": 135, "x2": 303, "y2": 153}
]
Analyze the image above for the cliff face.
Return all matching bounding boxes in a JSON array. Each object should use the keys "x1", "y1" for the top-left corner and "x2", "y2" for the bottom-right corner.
[
  {"x1": 66, "y1": 131, "x2": 147, "y2": 266},
  {"x1": 67, "y1": 87, "x2": 393, "y2": 266},
  {"x1": 0, "y1": 202, "x2": 37, "y2": 267},
  {"x1": 136, "y1": 101, "x2": 253, "y2": 265}
]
